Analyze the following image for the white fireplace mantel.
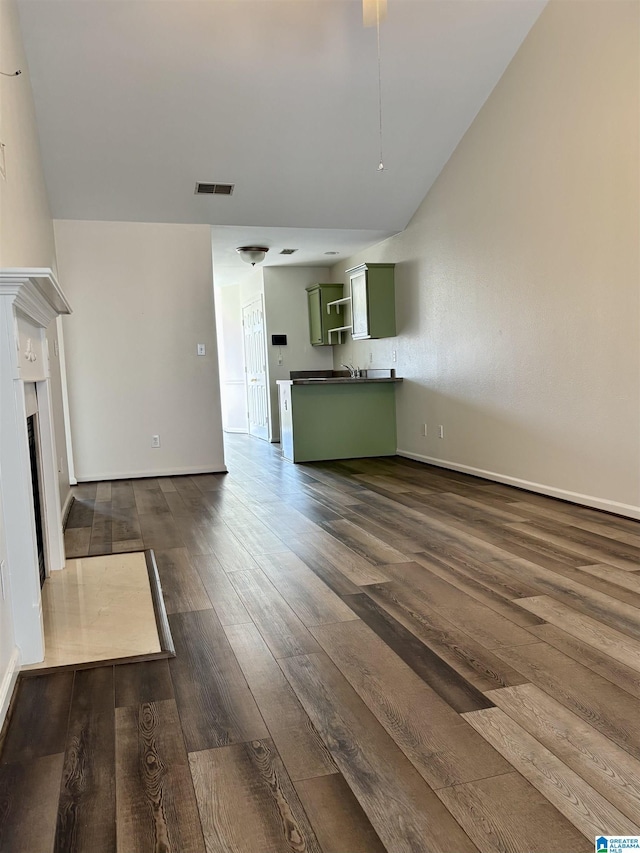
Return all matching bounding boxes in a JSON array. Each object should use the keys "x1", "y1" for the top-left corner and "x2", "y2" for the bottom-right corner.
[
  {"x1": 0, "y1": 267, "x2": 71, "y2": 331},
  {"x1": 0, "y1": 267, "x2": 72, "y2": 665}
]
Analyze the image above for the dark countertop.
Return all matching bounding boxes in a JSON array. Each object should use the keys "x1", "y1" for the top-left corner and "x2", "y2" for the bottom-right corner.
[
  {"x1": 278, "y1": 369, "x2": 402, "y2": 386},
  {"x1": 276, "y1": 377, "x2": 403, "y2": 385}
]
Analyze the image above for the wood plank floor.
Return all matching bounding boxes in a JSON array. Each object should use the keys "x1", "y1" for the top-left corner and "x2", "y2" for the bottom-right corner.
[{"x1": 2, "y1": 433, "x2": 639, "y2": 853}]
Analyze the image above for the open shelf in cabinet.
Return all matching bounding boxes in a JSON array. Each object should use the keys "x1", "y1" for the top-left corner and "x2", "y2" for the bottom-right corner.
[
  {"x1": 327, "y1": 296, "x2": 352, "y2": 315},
  {"x1": 327, "y1": 325, "x2": 352, "y2": 344}
]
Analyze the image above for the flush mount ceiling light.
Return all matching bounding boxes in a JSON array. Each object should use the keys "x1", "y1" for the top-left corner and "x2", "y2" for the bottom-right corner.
[{"x1": 236, "y1": 246, "x2": 269, "y2": 266}]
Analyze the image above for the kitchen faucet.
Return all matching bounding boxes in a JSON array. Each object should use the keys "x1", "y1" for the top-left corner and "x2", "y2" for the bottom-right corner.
[{"x1": 341, "y1": 363, "x2": 359, "y2": 379}]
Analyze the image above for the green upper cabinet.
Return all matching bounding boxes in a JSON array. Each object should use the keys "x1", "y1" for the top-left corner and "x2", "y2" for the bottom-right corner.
[
  {"x1": 348, "y1": 263, "x2": 396, "y2": 340},
  {"x1": 306, "y1": 283, "x2": 345, "y2": 346}
]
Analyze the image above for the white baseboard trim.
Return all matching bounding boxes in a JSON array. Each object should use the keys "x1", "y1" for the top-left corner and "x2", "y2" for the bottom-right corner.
[
  {"x1": 0, "y1": 647, "x2": 20, "y2": 731},
  {"x1": 223, "y1": 428, "x2": 248, "y2": 434},
  {"x1": 61, "y1": 489, "x2": 74, "y2": 526},
  {"x1": 76, "y1": 464, "x2": 229, "y2": 482},
  {"x1": 396, "y1": 449, "x2": 640, "y2": 520}
]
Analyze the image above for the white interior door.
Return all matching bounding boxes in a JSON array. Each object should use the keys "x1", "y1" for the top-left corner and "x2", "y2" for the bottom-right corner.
[{"x1": 242, "y1": 297, "x2": 269, "y2": 441}]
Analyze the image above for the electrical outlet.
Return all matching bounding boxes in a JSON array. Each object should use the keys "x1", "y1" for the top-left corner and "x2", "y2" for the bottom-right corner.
[
  {"x1": 422, "y1": 423, "x2": 427, "y2": 437},
  {"x1": 392, "y1": 350, "x2": 397, "y2": 362},
  {"x1": 438, "y1": 425, "x2": 444, "y2": 439},
  {"x1": 151, "y1": 435, "x2": 161, "y2": 448},
  {"x1": 197, "y1": 343, "x2": 206, "y2": 356},
  {"x1": 0, "y1": 560, "x2": 6, "y2": 601}
]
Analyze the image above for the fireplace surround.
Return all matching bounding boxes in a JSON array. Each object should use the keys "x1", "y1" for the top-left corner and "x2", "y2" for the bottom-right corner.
[{"x1": 0, "y1": 268, "x2": 71, "y2": 666}]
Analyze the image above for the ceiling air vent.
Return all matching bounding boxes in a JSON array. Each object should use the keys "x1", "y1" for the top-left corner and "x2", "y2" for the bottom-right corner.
[
  {"x1": 195, "y1": 182, "x2": 235, "y2": 195},
  {"x1": 279, "y1": 249, "x2": 297, "y2": 255}
]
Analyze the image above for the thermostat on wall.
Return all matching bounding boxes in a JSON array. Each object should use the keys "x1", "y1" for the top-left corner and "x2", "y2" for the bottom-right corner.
[{"x1": 271, "y1": 334, "x2": 287, "y2": 346}]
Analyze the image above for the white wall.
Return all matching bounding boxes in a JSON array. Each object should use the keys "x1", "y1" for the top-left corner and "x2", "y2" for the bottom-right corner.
[
  {"x1": 0, "y1": 473, "x2": 18, "y2": 724},
  {"x1": 54, "y1": 220, "x2": 226, "y2": 479},
  {"x1": 46, "y1": 319, "x2": 72, "y2": 500},
  {"x1": 0, "y1": 0, "x2": 72, "y2": 722},
  {"x1": 215, "y1": 285, "x2": 248, "y2": 433},
  {"x1": 263, "y1": 267, "x2": 334, "y2": 442},
  {"x1": 238, "y1": 266, "x2": 265, "y2": 312},
  {"x1": 0, "y1": 0, "x2": 55, "y2": 270},
  {"x1": 332, "y1": 0, "x2": 639, "y2": 517},
  {"x1": 0, "y1": 0, "x2": 71, "y2": 510}
]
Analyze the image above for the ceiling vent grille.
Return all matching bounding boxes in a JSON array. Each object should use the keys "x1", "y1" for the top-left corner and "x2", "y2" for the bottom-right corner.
[
  {"x1": 279, "y1": 248, "x2": 298, "y2": 255},
  {"x1": 195, "y1": 182, "x2": 235, "y2": 195}
]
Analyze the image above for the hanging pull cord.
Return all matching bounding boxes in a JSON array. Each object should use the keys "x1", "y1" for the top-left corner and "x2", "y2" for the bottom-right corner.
[{"x1": 376, "y1": 8, "x2": 384, "y2": 171}]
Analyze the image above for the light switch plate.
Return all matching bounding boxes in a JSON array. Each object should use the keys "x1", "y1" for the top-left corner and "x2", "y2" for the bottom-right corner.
[{"x1": 197, "y1": 343, "x2": 206, "y2": 356}]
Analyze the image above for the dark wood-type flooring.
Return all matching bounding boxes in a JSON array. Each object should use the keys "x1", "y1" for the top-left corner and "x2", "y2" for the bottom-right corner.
[{"x1": 2, "y1": 434, "x2": 640, "y2": 852}]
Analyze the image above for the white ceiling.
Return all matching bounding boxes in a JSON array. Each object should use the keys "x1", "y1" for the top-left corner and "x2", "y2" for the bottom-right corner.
[{"x1": 18, "y1": 0, "x2": 545, "y2": 286}]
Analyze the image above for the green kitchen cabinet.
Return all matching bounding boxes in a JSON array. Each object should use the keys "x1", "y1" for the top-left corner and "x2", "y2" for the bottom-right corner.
[
  {"x1": 348, "y1": 263, "x2": 396, "y2": 340},
  {"x1": 277, "y1": 378, "x2": 400, "y2": 462},
  {"x1": 306, "y1": 283, "x2": 344, "y2": 346}
]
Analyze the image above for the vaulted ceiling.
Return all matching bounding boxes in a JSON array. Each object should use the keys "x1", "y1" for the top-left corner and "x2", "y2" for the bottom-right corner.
[{"x1": 18, "y1": 0, "x2": 545, "y2": 284}]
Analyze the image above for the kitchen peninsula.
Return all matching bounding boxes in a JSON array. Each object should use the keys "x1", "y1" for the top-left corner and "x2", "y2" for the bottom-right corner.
[{"x1": 277, "y1": 371, "x2": 403, "y2": 463}]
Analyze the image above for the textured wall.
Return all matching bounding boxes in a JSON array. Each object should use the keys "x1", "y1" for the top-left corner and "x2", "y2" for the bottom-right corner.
[
  {"x1": 0, "y1": 0, "x2": 71, "y2": 508},
  {"x1": 332, "y1": 0, "x2": 639, "y2": 515},
  {"x1": 0, "y1": 0, "x2": 55, "y2": 270},
  {"x1": 55, "y1": 220, "x2": 226, "y2": 479},
  {"x1": 263, "y1": 267, "x2": 335, "y2": 442},
  {"x1": 0, "y1": 0, "x2": 71, "y2": 716}
]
